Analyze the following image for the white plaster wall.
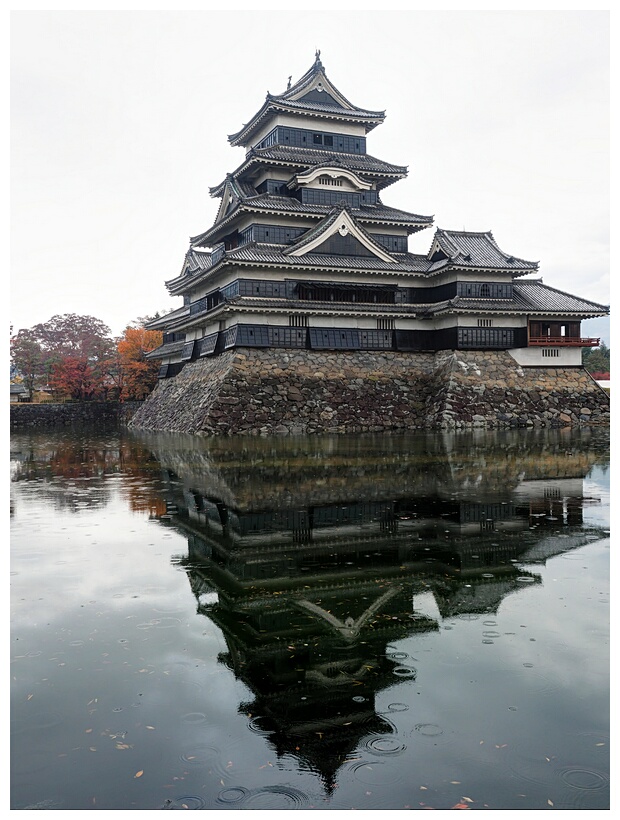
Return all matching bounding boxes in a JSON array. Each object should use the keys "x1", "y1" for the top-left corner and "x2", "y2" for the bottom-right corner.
[
  {"x1": 250, "y1": 114, "x2": 367, "y2": 145},
  {"x1": 508, "y1": 347, "x2": 582, "y2": 366},
  {"x1": 459, "y1": 316, "x2": 527, "y2": 328}
]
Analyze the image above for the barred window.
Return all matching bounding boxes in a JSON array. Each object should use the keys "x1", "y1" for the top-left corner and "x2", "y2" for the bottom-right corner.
[
  {"x1": 289, "y1": 315, "x2": 309, "y2": 327},
  {"x1": 477, "y1": 319, "x2": 493, "y2": 327},
  {"x1": 377, "y1": 318, "x2": 394, "y2": 330},
  {"x1": 542, "y1": 348, "x2": 560, "y2": 358}
]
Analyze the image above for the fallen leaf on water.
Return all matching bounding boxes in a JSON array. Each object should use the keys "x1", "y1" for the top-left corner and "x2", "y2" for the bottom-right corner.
[
  {"x1": 89, "y1": 747, "x2": 97, "y2": 752},
  {"x1": 420, "y1": 786, "x2": 428, "y2": 790},
  {"x1": 461, "y1": 797, "x2": 473, "y2": 803},
  {"x1": 134, "y1": 771, "x2": 143, "y2": 778},
  {"x1": 27, "y1": 694, "x2": 33, "y2": 700},
  {"x1": 451, "y1": 803, "x2": 470, "y2": 810},
  {"x1": 146, "y1": 726, "x2": 155, "y2": 730},
  {"x1": 450, "y1": 781, "x2": 461, "y2": 785},
  {"x1": 547, "y1": 800, "x2": 554, "y2": 806}
]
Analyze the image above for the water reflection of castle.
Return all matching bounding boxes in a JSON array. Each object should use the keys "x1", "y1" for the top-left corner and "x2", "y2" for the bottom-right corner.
[{"x1": 138, "y1": 430, "x2": 607, "y2": 791}]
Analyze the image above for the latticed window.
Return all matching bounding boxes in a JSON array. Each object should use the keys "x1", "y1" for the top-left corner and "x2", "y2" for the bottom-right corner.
[
  {"x1": 289, "y1": 315, "x2": 309, "y2": 327},
  {"x1": 377, "y1": 318, "x2": 394, "y2": 330}
]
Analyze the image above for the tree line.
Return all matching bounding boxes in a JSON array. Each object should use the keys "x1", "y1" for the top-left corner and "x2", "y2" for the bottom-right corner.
[
  {"x1": 10, "y1": 314, "x2": 163, "y2": 401},
  {"x1": 582, "y1": 342, "x2": 610, "y2": 379}
]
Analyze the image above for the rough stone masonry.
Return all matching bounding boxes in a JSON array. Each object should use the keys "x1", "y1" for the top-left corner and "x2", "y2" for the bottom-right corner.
[{"x1": 128, "y1": 348, "x2": 609, "y2": 435}]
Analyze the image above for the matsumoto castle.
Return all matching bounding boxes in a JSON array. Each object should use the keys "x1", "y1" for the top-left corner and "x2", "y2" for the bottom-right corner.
[{"x1": 145, "y1": 52, "x2": 607, "y2": 377}]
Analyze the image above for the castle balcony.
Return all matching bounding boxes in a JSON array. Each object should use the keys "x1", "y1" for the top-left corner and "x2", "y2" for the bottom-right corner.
[{"x1": 528, "y1": 336, "x2": 600, "y2": 348}]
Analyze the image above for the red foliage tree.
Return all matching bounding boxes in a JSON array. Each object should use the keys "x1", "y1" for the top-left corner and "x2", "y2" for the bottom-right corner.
[{"x1": 11, "y1": 314, "x2": 115, "y2": 400}]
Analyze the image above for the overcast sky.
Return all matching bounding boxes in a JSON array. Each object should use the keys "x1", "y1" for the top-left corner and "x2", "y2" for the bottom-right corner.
[{"x1": 10, "y1": 10, "x2": 610, "y2": 342}]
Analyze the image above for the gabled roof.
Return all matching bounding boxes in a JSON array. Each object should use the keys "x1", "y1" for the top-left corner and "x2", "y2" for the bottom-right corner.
[
  {"x1": 191, "y1": 195, "x2": 432, "y2": 248},
  {"x1": 228, "y1": 53, "x2": 385, "y2": 147},
  {"x1": 428, "y1": 229, "x2": 538, "y2": 274},
  {"x1": 209, "y1": 146, "x2": 408, "y2": 199},
  {"x1": 284, "y1": 205, "x2": 397, "y2": 263}
]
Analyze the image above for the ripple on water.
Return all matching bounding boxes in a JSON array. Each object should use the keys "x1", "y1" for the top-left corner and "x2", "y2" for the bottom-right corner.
[
  {"x1": 392, "y1": 666, "x2": 417, "y2": 678},
  {"x1": 180, "y1": 744, "x2": 219, "y2": 767},
  {"x1": 161, "y1": 795, "x2": 207, "y2": 810},
  {"x1": 387, "y1": 651, "x2": 410, "y2": 661},
  {"x1": 362, "y1": 735, "x2": 407, "y2": 756},
  {"x1": 216, "y1": 785, "x2": 308, "y2": 809},
  {"x1": 558, "y1": 766, "x2": 609, "y2": 791},
  {"x1": 181, "y1": 712, "x2": 208, "y2": 725},
  {"x1": 349, "y1": 760, "x2": 402, "y2": 786},
  {"x1": 414, "y1": 723, "x2": 444, "y2": 738}
]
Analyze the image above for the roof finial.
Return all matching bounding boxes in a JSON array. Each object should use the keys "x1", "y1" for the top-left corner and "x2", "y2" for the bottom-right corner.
[
  {"x1": 287, "y1": 75, "x2": 292, "y2": 90},
  {"x1": 315, "y1": 48, "x2": 322, "y2": 67}
]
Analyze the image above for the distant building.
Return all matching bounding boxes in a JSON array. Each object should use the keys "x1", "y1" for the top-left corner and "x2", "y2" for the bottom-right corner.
[
  {"x1": 145, "y1": 53, "x2": 608, "y2": 379},
  {"x1": 10, "y1": 383, "x2": 30, "y2": 403}
]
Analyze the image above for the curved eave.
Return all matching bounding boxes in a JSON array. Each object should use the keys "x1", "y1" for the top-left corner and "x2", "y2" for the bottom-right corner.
[
  {"x1": 425, "y1": 263, "x2": 539, "y2": 278},
  {"x1": 167, "y1": 253, "x2": 429, "y2": 296},
  {"x1": 190, "y1": 202, "x2": 433, "y2": 248},
  {"x1": 145, "y1": 306, "x2": 189, "y2": 326},
  {"x1": 209, "y1": 152, "x2": 408, "y2": 198},
  {"x1": 228, "y1": 100, "x2": 385, "y2": 148},
  {"x1": 145, "y1": 340, "x2": 186, "y2": 359},
  {"x1": 215, "y1": 298, "x2": 433, "y2": 319},
  {"x1": 433, "y1": 304, "x2": 608, "y2": 318}
]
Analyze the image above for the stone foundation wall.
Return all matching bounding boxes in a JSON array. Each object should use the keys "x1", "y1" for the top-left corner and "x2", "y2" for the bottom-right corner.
[
  {"x1": 128, "y1": 348, "x2": 609, "y2": 435},
  {"x1": 428, "y1": 351, "x2": 610, "y2": 429}
]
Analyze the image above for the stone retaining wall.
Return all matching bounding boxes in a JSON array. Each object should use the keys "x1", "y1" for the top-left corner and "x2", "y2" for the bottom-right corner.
[
  {"x1": 10, "y1": 401, "x2": 142, "y2": 430},
  {"x1": 128, "y1": 348, "x2": 609, "y2": 435}
]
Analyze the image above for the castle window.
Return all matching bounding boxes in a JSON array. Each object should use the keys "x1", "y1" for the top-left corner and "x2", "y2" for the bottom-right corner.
[
  {"x1": 477, "y1": 319, "x2": 493, "y2": 327},
  {"x1": 542, "y1": 348, "x2": 560, "y2": 358},
  {"x1": 313, "y1": 134, "x2": 323, "y2": 144},
  {"x1": 324, "y1": 135, "x2": 333, "y2": 146},
  {"x1": 480, "y1": 284, "x2": 490, "y2": 297},
  {"x1": 377, "y1": 318, "x2": 394, "y2": 330}
]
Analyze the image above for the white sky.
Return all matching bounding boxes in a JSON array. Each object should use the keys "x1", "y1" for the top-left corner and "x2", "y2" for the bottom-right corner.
[{"x1": 10, "y1": 9, "x2": 610, "y2": 341}]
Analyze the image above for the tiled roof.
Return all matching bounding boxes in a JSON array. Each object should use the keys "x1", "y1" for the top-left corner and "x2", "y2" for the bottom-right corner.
[
  {"x1": 145, "y1": 340, "x2": 186, "y2": 359},
  {"x1": 513, "y1": 280, "x2": 608, "y2": 314},
  {"x1": 228, "y1": 56, "x2": 385, "y2": 146},
  {"x1": 220, "y1": 244, "x2": 425, "y2": 273},
  {"x1": 190, "y1": 197, "x2": 432, "y2": 247},
  {"x1": 209, "y1": 147, "x2": 407, "y2": 198},
  {"x1": 145, "y1": 305, "x2": 189, "y2": 328},
  {"x1": 431, "y1": 229, "x2": 538, "y2": 272},
  {"x1": 427, "y1": 281, "x2": 608, "y2": 317},
  {"x1": 184, "y1": 248, "x2": 213, "y2": 273}
]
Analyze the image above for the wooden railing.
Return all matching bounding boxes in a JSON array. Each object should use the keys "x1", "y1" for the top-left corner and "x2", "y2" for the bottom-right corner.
[{"x1": 529, "y1": 337, "x2": 600, "y2": 347}]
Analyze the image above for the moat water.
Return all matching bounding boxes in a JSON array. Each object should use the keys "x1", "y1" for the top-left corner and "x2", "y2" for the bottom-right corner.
[{"x1": 10, "y1": 427, "x2": 610, "y2": 811}]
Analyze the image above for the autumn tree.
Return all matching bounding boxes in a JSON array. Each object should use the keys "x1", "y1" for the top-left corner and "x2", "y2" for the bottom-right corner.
[
  {"x1": 116, "y1": 325, "x2": 163, "y2": 400},
  {"x1": 10, "y1": 329, "x2": 46, "y2": 395},
  {"x1": 11, "y1": 314, "x2": 115, "y2": 400}
]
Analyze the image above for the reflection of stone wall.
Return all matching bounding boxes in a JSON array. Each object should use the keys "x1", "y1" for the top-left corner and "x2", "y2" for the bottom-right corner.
[
  {"x1": 129, "y1": 348, "x2": 610, "y2": 435},
  {"x1": 134, "y1": 427, "x2": 607, "y2": 512}
]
